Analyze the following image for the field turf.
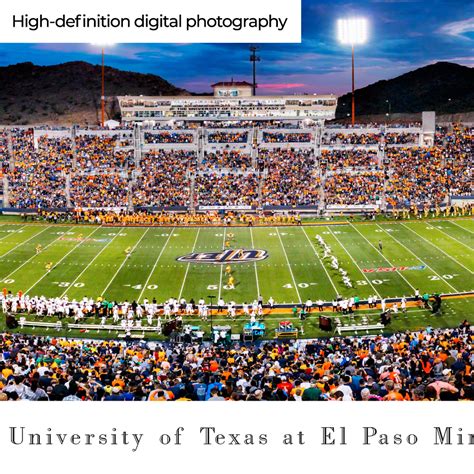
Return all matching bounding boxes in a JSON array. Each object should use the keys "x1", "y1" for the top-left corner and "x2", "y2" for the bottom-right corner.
[{"x1": 0, "y1": 218, "x2": 472, "y2": 339}]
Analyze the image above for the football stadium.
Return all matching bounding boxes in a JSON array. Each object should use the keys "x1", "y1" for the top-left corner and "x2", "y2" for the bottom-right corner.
[{"x1": 0, "y1": 43, "x2": 473, "y2": 401}]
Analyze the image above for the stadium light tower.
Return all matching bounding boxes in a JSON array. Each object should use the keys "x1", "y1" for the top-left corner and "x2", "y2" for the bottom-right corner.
[
  {"x1": 91, "y1": 43, "x2": 115, "y2": 127},
  {"x1": 249, "y1": 46, "x2": 260, "y2": 96},
  {"x1": 337, "y1": 18, "x2": 368, "y2": 126}
]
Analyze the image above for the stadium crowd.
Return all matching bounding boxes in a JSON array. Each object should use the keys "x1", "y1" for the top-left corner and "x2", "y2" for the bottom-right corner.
[
  {"x1": 8, "y1": 131, "x2": 69, "y2": 209},
  {"x1": 0, "y1": 322, "x2": 471, "y2": 401},
  {"x1": 195, "y1": 172, "x2": 260, "y2": 207},
  {"x1": 325, "y1": 172, "x2": 384, "y2": 205},
  {"x1": 320, "y1": 149, "x2": 380, "y2": 170},
  {"x1": 322, "y1": 132, "x2": 380, "y2": 145},
  {"x1": 260, "y1": 149, "x2": 321, "y2": 206},
  {"x1": 385, "y1": 148, "x2": 447, "y2": 208},
  {"x1": 133, "y1": 150, "x2": 195, "y2": 208},
  {"x1": 385, "y1": 132, "x2": 419, "y2": 145},
  {"x1": 200, "y1": 150, "x2": 252, "y2": 170},
  {"x1": 144, "y1": 132, "x2": 194, "y2": 144},
  {"x1": 76, "y1": 135, "x2": 134, "y2": 171},
  {"x1": 207, "y1": 131, "x2": 248, "y2": 143},
  {"x1": 262, "y1": 132, "x2": 313, "y2": 143},
  {"x1": 0, "y1": 124, "x2": 471, "y2": 211},
  {"x1": 70, "y1": 174, "x2": 130, "y2": 208}
]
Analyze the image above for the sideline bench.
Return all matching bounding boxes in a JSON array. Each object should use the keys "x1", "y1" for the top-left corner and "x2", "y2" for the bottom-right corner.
[
  {"x1": 274, "y1": 329, "x2": 299, "y2": 338},
  {"x1": 19, "y1": 319, "x2": 61, "y2": 330},
  {"x1": 16, "y1": 318, "x2": 161, "y2": 335},
  {"x1": 336, "y1": 323, "x2": 384, "y2": 335}
]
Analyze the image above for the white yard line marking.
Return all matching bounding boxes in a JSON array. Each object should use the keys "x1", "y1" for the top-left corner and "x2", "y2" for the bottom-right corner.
[
  {"x1": 101, "y1": 228, "x2": 150, "y2": 297},
  {"x1": 26, "y1": 226, "x2": 103, "y2": 295},
  {"x1": 178, "y1": 228, "x2": 200, "y2": 301},
  {"x1": 348, "y1": 222, "x2": 416, "y2": 292},
  {"x1": 449, "y1": 220, "x2": 474, "y2": 234},
  {"x1": 275, "y1": 227, "x2": 301, "y2": 303},
  {"x1": 326, "y1": 226, "x2": 381, "y2": 298},
  {"x1": 401, "y1": 223, "x2": 473, "y2": 274},
  {"x1": 249, "y1": 227, "x2": 261, "y2": 299},
  {"x1": 301, "y1": 226, "x2": 338, "y2": 296},
  {"x1": 0, "y1": 225, "x2": 45, "y2": 257},
  {"x1": 422, "y1": 222, "x2": 474, "y2": 252},
  {"x1": 376, "y1": 224, "x2": 459, "y2": 293},
  {"x1": 60, "y1": 228, "x2": 125, "y2": 298},
  {"x1": 0, "y1": 224, "x2": 26, "y2": 244},
  {"x1": 1, "y1": 226, "x2": 77, "y2": 281},
  {"x1": 139, "y1": 228, "x2": 175, "y2": 302},
  {"x1": 218, "y1": 228, "x2": 227, "y2": 301}
]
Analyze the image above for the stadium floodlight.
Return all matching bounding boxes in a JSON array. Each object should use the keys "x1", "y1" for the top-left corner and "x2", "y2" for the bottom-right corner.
[
  {"x1": 91, "y1": 43, "x2": 116, "y2": 127},
  {"x1": 337, "y1": 18, "x2": 368, "y2": 45},
  {"x1": 337, "y1": 18, "x2": 368, "y2": 126}
]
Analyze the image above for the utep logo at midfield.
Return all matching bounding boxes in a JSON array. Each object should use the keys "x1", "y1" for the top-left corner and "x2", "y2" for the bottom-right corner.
[{"x1": 177, "y1": 249, "x2": 268, "y2": 265}]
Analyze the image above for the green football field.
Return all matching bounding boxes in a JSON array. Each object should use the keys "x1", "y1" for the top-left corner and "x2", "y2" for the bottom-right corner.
[{"x1": 0, "y1": 218, "x2": 472, "y2": 338}]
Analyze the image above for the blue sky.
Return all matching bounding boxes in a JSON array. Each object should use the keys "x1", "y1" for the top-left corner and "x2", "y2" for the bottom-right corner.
[{"x1": 0, "y1": 0, "x2": 472, "y2": 95}]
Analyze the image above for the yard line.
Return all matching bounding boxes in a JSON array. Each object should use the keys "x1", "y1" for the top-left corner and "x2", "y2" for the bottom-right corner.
[
  {"x1": 348, "y1": 222, "x2": 416, "y2": 292},
  {"x1": 423, "y1": 222, "x2": 473, "y2": 251},
  {"x1": 449, "y1": 220, "x2": 474, "y2": 234},
  {"x1": 60, "y1": 228, "x2": 125, "y2": 298},
  {"x1": 25, "y1": 226, "x2": 103, "y2": 295},
  {"x1": 140, "y1": 228, "x2": 175, "y2": 302},
  {"x1": 101, "y1": 228, "x2": 150, "y2": 297},
  {"x1": 177, "y1": 228, "x2": 200, "y2": 301},
  {"x1": 0, "y1": 225, "x2": 26, "y2": 245},
  {"x1": 326, "y1": 226, "x2": 381, "y2": 298},
  {"x1": 400, "y1": 223, "x2": 473, "y2": 274},
  {"x1": 275, "y1": 227, "x2": 301, "y2": 303},
  {"x1": 1, "y1": 226, "x2": 76, "y2": 281},
  {"x1": 301, "y1": 226, "x2": 338, "y2": 296},
  {"x1": 249, "y1": 227, "x2": 261, "y2": 298},
  {"x1": 0, "y1": 225, "x2": 43, "y2": 257},
  {"x1": 376, "y1": 224, "x2": 459, "y2": 293},
  {"x1": 217, "y1": 228, "x2": 227, "y2": 301}
]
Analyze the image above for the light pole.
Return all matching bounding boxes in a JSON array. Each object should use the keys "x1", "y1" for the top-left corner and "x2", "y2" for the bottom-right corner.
[
  {"x1": 249, "y1": 46, "x2": 260, "y2": 96},
  {"x1": 337, "y1": 18, "x2": 368, "y2": 126},
  {"x1": 386, "y1": 99, "x2": 391, "y2": 122},
  {"x1": 91, "y1": 43, "x2": 115, "y2": 127}
]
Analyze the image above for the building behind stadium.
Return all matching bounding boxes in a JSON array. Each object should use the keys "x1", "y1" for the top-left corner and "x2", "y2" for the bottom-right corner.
[{"x1": 118, "y1": 80, "x2": 338, "y2": 124}]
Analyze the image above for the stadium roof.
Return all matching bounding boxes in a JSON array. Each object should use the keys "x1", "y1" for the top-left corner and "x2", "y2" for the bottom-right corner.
[{"x1": 210, "y1": 81, "x2": 253, "y2": 87}]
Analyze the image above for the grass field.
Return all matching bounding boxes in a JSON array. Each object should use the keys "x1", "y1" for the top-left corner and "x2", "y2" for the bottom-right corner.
[{"x1": 0, "y1": 218, "x2": 472, "y2": 339}]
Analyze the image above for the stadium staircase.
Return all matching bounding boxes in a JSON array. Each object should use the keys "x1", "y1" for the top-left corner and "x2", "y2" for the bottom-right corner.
[
  {"x1": 197, "y1": 126, "x2": 205, "y2": 164},
  {"x1": 71, "y1": 126, "x2": 77, "y2": 169},
  {"x1": 133, "y1": 124, "x2": 142, "y2": 168},
  {"x1": 7, "y1": 129, "x2": 14, "y2": 172},
  {"x1": 2, "y1": 177, "x2": 8, "y2": 207},
  {"x1": 65, "y1": 175, "x2": 71, "y2": 208},
  {"x1": 257, "y1": 170, "x2": 265, "y2": 208},
  {"x1": 189, "y1": 173, "x2": 196, "y2": 212},
  {"x1": 251, "y1": 126, "x2": 259, "y2": 168}
]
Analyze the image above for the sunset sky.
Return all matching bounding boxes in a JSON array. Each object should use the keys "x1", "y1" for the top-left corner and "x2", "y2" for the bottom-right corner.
[{"x1": 0, "y1": 0, "x2": 472, "y2": 95}]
